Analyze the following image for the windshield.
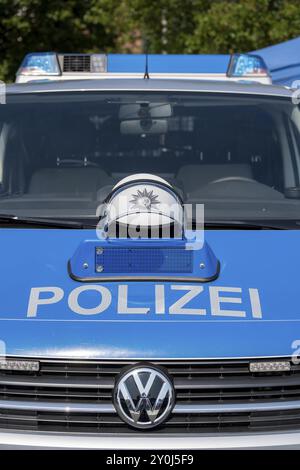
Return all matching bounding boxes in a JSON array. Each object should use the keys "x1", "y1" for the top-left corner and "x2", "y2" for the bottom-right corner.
[{"x1": 1, "y1": 90, "x2": 300, "y2": 224}]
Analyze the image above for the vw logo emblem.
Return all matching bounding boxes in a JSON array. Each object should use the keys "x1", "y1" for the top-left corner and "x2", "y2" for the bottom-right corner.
[{"x1": 113, "y1": 365, "x2": 175, "y2": 429}]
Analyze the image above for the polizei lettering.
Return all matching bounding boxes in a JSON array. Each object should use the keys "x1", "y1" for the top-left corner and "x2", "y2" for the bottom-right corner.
[{"x1": 27, "y1": 285, "x2": 263, "y2": 319}]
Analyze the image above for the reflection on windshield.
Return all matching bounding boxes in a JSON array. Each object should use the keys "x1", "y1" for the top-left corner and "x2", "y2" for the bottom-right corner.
[{"x1": 0, "y1": 92, "x2": 300, "y2": 221}]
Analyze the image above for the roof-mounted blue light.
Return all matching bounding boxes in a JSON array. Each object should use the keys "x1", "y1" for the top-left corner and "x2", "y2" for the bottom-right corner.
[
  {"x1": 18, "y1": 52, "x2": 60, "y2": 77},
  {"x1": 16, "y1": 52, "x2": 109, "y2": 81},
  {"x1": 15, "y1": 51, "x2": 272, "y2": 85},
  {"x1": 227, "y1": 53, "x2": 270, "y2": 79}
]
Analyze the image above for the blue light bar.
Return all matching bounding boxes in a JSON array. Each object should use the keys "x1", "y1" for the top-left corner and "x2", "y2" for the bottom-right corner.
[
  {"x1": 227, "y1": 53, "x2": 269, "y2": 78},
  {"x1": 16, "y1": 51, "x2": 271, "y2": 84},
  {"x1": 107, "y1": 54, "x2": 230, "y2": 74},
  {"x1": 18, "y1": 52, "x2": 60, "y2": 76}
]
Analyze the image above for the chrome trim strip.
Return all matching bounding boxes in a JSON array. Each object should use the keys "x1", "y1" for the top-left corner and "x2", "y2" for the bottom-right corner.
[
  {"x1": 174, "y1": 401, "x2": 300, "y2": 413},
  {"x1": 1, "y1": 399, "x2": 300, "y2": 414},
  {"x1": 0, "y1": 429, "x2": 300, "y2": 449},
  {"x1": 0, "y1": 400, "x2": 115, "y2": 413},
  {"x1": 2, "y1": 354, "x2": 295, "y2": 361},
  {"x1": 0, "y1": 377, "x2": 114, "y2": 388}
]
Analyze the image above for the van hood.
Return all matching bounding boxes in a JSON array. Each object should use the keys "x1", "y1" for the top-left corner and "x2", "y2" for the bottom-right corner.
[{"x1": 0, "y1": 229, "x2": 299, "y2": 360}]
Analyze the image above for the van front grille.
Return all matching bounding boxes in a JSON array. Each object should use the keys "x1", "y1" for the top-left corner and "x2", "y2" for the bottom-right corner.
[{"x1": 0, "y1": 358, "x2": 299, "y2": 434}]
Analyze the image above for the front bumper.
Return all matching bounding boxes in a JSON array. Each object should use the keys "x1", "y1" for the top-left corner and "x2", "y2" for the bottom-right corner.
[{"x1": 1, "y1": 430, "x2": 300, "y2": 449}]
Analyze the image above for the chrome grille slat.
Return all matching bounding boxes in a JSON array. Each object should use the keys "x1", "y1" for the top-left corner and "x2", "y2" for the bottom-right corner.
[
  {"x1": 0, "y1": 411, "x2": 298, "y2": 426},
  {"x1": 176, "y1": 388, "x2": 300, "y2": 400},
  {"x1": 0, "y1": 400, "x2": 115, "y2": 413},
  {"x1": 0, "y1": 414, "x2": 124, "y2": 426},
  {"x1": 0, "y1": 389, "x2": 112, "y2": 401},
  {"x1": 1, "y1": 372, "x2": 298, "y2": 390},
  {"x1": 40, "y1": 367, "x2": 122, "y2": 375},
  {"x1": 0, "y1": 399, "x2": 299, "y2": 414},
  {"x1": 0, "y1": 376, "x2": 114, "y2": 389},
  {"x1": 166, "y1": 368, "x2": 250, "y2": 376},
  {"x1": 1, "y1": 410, "x2": 300, "y2": 433},
  {"x1": 173, "y1": 375, "x2": 300, "y2": 389}
]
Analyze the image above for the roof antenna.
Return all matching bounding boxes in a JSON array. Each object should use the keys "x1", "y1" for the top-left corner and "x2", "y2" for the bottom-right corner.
[{"x1": 143, "y1": 38, "x2": 150, "y2": 79}]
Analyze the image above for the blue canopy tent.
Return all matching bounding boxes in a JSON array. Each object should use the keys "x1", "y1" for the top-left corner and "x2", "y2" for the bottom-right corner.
[{"x1": 253, "y1": 36, "x2": 300, "y2": 86}]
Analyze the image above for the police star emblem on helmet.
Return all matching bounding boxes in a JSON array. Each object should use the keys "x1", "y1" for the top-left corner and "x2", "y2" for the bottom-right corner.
[
  {"x1": 130, "y1": 188, "x2": 160, "y2": 210},
  {"x1": 113, "y1": 366, "x2": 175, "y2": 429}
]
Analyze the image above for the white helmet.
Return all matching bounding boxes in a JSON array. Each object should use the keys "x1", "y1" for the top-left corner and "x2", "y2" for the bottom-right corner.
[{"x1": 100, "y1": 174, "x2": 183, "y2": 239}]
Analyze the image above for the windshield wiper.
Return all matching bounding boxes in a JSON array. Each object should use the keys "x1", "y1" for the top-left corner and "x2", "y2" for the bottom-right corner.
[
  {"x1": 0, "y1": 215, "x2": 94, "y2": 229},
  {"x1": 203, "y1": 220, "x2": 291, "y2": 230},
  {"x1": 0, "y1": 215, "x2": 292, "y2": 230}
]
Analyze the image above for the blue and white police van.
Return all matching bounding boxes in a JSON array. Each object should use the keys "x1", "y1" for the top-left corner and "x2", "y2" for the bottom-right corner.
[{"x1": 0, "y1": 49, "x2": 299, "y2": 449}]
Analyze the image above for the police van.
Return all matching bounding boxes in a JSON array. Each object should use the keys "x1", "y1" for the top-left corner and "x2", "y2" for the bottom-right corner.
[{"x1": 0, "y1": 50, "x2": 299, "y2": 449}]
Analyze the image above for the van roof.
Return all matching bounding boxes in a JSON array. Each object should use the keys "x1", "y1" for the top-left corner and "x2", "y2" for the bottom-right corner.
[{"x1": 7, "y1": 77, "x2": 294, "y2": 98}]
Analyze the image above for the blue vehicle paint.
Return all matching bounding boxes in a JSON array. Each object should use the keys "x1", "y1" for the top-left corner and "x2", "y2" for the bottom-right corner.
[{"x1": 0, "y1": 229, "x2": 298, "y2": 359}]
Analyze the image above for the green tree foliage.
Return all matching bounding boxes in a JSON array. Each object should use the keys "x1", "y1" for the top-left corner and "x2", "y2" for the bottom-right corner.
[
  {"x1": 118, "y1": 0, "x2": 212, "y2": 53},
  {"x1": 0, "y1": 0, "x2": 120, "y2": 81},
  {"x1": 127, "y1": 0, "x2": 300, "y2": 54},
  {"x1": 1, "y1": 0, "x2": 300, "y2": 82},
  {"x1": 186, "y1": 0, "x2": 300, "y2": 53}
]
